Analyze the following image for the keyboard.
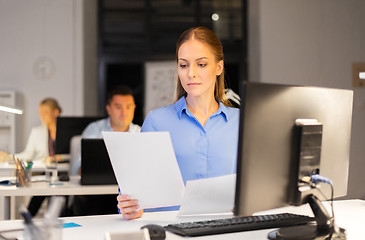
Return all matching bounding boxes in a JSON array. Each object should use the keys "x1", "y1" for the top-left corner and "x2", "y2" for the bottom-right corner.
[{"x1": 164, "y1": 213, "x2": 315, "y2": 237}]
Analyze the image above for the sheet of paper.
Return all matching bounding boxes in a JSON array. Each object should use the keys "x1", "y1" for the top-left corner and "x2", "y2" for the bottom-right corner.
[
  {"x1": 178, "y1": 174, "x2": 236, "y2": 216},
  {"x1": 102, "y1": 131, "x2": 185, "y2": 209}
]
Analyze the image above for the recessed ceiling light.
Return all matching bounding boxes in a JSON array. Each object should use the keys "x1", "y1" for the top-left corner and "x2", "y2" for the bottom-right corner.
[{"x1": 212, "y1": 13, "x2": 219, "y2": 21}]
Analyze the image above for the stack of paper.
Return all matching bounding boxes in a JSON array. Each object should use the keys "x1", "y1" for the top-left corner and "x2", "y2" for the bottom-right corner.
[{"x1": 102, "y1": 131, "x2": 235, "y2": 215}]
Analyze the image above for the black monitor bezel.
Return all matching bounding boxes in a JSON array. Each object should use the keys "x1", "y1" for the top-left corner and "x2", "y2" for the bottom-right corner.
[{"x1": 55, "y1": 116, "x2": 104, "y2": 154}]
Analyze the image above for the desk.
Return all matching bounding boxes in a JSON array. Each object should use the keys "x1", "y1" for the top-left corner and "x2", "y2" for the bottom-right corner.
[
  {"x1": 0, "y1": 162, "x2": 70, "y2": 177},
  {"x1": 0, "y1": 199, "x2": 364, "y2": 239},
  {"x1": 0, "y1": 177, "x2": 118, "y2": 220}
]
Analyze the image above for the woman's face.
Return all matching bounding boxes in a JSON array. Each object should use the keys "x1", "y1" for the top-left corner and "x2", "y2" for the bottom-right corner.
[
  {"x1": 39, "y1": 104, "x2": 59, "y2": 126},
  {"x1": 177, "y1": 39, "x2": 223, "y2": 100}
]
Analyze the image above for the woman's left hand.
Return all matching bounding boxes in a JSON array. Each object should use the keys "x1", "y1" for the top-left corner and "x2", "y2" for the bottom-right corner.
[
  {"x1": 117, "y1": 194, "x2": 144, "y2": 220},
  {"x1": 0, "y1": 151, "x2": 11, "y2": 162}
]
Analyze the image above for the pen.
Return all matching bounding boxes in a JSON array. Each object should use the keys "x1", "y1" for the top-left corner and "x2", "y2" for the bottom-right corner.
[
  {"x1": 19, "y1": 205, "x2": 32, "y2": 224},
  {"x1": 18, "y1": 158, "x2": 26, "y2": 170},
  {"x1": 12, "y1": 155, "x2": 19, "y2": 169},
  {"x1": 19, "y1": 205, "x2": 44, "y2": 240},
  {"x1": 13, "y1": 155, "x2": 25, "y2": 186},
  {"x1": 26, "y1": 162, "x2": 33, "y2": 169}
]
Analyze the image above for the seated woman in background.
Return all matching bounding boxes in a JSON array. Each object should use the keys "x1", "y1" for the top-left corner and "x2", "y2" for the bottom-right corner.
[
  {"x1": 0, "y1": 97, "x2": 62, "y2": 164},
  {"x1": 0, "y1": 97, "x2": 63, "y2": 217},
  {"x1": 117, "y1": 26, "x2": 239, "y2": 220}
]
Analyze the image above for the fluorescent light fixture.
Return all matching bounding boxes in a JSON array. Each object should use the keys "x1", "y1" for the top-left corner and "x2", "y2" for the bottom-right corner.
[
  {"x1": 359, "y1": 72, "x2": 365, "y2": 80},
  {"x1": 0, "y1": 105, "x2": 23, "y2": 115}
]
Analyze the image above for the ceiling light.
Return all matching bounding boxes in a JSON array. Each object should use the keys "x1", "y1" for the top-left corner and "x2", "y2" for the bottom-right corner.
[
  {"x1": 0, "y1": 105, "x2": 23, "y2": 114},
  {"x1": 359, "y1": 72, "x2": 365, "y2": 80},
  {"x1": 212, "y1": 13, "x2": 219, "y2": 21}
]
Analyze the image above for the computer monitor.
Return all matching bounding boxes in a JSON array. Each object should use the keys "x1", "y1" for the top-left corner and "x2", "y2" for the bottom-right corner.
[
  {"x1": 234, "y1": 82, "x2": 353, "y2": 238},
  {"x1": 55, "y1": 116, "x2": 104, "y2": 154},
  {"x1": 80, "y1": 138, "x2": 117, "y2": 185}
]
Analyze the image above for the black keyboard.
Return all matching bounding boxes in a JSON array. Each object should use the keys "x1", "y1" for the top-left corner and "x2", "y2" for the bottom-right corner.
[{"x1": 164, "y1": 213, "x2": 315, "y2": 237}]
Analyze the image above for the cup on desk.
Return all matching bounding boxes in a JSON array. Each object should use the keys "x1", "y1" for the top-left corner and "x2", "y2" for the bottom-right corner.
[
  {"x1": 16, "y1": 168, "x2": 31, "y2": 187},
  {"x1": 45, "y1": 156, "x2": 58, "y2": 184},
  {"x1": 23, "y1": 219, "x2": 63, "y2": 240}
]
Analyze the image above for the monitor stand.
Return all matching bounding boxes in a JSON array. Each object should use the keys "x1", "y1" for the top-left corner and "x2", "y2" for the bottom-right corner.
[{"x1": 268, "y1": 194, "x2": 346, "y2": 240}]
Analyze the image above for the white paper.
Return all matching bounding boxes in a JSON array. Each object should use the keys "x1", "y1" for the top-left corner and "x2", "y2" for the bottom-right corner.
[
  {"x1": 178, "y1": 174, "x2": 236, "y2": 216},
  {"x1": 102, "y1": 131, "x2": 185, "y2": 209}
]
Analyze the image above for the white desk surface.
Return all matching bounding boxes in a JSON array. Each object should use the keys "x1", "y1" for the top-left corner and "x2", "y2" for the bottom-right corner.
[
  {"x1": 0, "y1": 199, "x2": 364, "y2": 240},
  {"x1": 0, "y1": 177, "x2": 118, "y2": 196},
  {"x1": 0, "y1": 177, "x2": 118, "y2": 220},
  {"x1": 0, "y1": 162, "x2": 70, "y2": 177}
]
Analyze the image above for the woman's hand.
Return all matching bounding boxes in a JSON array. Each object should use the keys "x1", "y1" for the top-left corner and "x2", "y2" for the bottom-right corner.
[
  {"x1": 44, "y1": 156, "x2": 55, "y2": 165},
  {"x1": 117, "y1": 194, "x2": 144, "y2": 220},
  {"x1": 0, "y1": 151, "x2": 11, "y2": 162},
  {"x1": 44, "y1": 155, "x2": 63, "y2": 164}
]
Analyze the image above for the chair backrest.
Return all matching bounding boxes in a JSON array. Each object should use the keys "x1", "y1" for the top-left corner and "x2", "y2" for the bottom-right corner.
[{"x1": 69, "y1": 135, "x2": 82, "y2": 176}]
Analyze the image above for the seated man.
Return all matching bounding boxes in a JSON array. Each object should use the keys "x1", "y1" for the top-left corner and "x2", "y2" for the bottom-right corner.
[
  {"x1": 71, "y1": 85, "x2": 141, "y2": 175},
  {"x1": 72, "y1": 85, "x2": 141, "y2": 216}
]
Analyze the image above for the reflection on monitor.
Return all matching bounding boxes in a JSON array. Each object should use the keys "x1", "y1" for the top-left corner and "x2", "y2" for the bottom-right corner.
[
  {"x1": 55, "y1": 116, "x2": 103, "y2": 154},
  {"x1": 234, "y1": 82, "x2": 353, "y2": 238}
]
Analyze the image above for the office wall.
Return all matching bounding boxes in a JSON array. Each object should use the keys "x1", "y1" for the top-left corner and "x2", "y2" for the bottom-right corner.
[
  {"x1": 0, "y1": 0, "x2": 97, "y2": 151},
  {"x1": 249, "y1": 0, "x2": 365, "y2": 199},
  {"x1": 1, "y1": 0, "x2": 363, "y2": 199}
]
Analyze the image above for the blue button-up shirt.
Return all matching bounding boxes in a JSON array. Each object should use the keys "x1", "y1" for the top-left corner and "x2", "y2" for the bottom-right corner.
[
  {"x1": 141, "y1": 97, "x2": 239, "y2": 185},
  {"x1": 82, "y1": 118, "x2": 141, "y2": 138},
  {"x1": 118, "y1": 97, "x2": 239, "y2": 213}
]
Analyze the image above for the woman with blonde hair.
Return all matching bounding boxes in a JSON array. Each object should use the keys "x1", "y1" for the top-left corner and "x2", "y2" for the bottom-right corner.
[
  {"x1": 117, "y1": 27, "x2": 239, "y2": 220},
  {"x1": 0, "y1": 97, "x2": 63, "y2": 216},
  {"x1": 0, "y1": 97, "x2": 62, "y2": 164}
]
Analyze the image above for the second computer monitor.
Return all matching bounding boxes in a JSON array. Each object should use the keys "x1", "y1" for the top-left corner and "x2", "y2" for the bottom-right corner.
[
  {"x1": 55, "y1": 116, "x2": 104, "y2": 154},
  {"x1": 234, "y1": 82, "x2": 353, "y2": 216}
]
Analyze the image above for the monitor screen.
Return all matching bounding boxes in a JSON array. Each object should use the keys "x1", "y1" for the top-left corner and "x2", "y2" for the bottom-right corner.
[
  {"x1": 55, "y1": 116, "x2": 104, "y2": 154},
  {"x1": 80, "y1": 138, "x2": 117, "y2": 185},
  {"x1": 234, "y1": 82, "x2": 353, "y2": 217}
]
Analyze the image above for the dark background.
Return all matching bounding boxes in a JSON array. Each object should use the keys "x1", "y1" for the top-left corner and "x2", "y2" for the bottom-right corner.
[{"x1": 97, "y1": 0, "x2": 248, "y2": 125}]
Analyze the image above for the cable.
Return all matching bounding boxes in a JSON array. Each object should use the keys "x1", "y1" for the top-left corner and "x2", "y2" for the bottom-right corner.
[
  {"x1": 314, "y1": 181, "x2": 335, "y2": 220},
  {"x1": 300, "y1": 175, "x2": 335, "y2": 219},
  {"x1": 310, "y1": 174, "x2": 333, "y2": 185},
  {"x1": 302, "y1": 174, "x2": 342, "y2": 239}
]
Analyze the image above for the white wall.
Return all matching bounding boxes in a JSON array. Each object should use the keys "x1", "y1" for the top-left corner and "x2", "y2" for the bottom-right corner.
[
  {"x1": 249, "y1": 0, "x2": 365, "y2": 199},
  {"x1": 0, "y1": 0, "x2": 97, "y2": 151}
]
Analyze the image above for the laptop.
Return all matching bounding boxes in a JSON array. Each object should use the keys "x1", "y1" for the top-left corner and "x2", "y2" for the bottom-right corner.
[{"x1": 81, "y1": 138, "x2": 117, "y2": 185}]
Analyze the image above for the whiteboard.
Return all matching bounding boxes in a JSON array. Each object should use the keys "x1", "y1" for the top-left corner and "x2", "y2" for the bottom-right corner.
[{"x1": 144, "y1": 61, "x2": 177, "y2": 117}]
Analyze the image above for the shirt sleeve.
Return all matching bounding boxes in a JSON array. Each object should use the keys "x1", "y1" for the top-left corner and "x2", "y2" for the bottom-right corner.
[
  {"x1": 82, "y1": 122, "x2": 100, "y2": 138},
  {"x1": 15, "y1": 127, "x2": 48, "y2": 162},
  {"x1": 14, "y1": 128, "x2": 37, "y2": 161}
]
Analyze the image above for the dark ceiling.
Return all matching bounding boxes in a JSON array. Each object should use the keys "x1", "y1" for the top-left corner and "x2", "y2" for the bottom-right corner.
[{"x1": 98, "y1": 0, "x2": 245, "y2": 63}]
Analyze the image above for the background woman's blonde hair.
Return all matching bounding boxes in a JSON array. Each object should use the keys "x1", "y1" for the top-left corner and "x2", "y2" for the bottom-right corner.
[
  {"x1": 40, "y1": 98, "x2": 62, "y2": 114},
  {"x1": 174, "y1": 26, "x2": 231, "y2": 106}
]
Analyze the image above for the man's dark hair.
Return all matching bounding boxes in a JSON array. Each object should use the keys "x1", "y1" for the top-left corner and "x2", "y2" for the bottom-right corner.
[{"x1": 106, "y1": 85, "x2": 134, "y2": 105}]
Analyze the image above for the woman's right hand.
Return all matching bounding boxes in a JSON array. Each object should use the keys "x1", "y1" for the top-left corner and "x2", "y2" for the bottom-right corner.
[
  {"x1": 117, "y1": 194, "x2": 144, "y2": 220},
  {"x1": 0, "y1": 151, "x2": 11, "y2": 162}
]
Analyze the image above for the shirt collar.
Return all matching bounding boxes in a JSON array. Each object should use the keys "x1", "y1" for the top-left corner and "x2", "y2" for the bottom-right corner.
[
  {"x1": 175, "y1": 96, "x2": 229, "y2": 122},
  {"x1": 106, "y1": 117, "x2": 139, "y2": 132},
  {"x1": 106, "y1": 117, "x2": 113, "y2": 130}
]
